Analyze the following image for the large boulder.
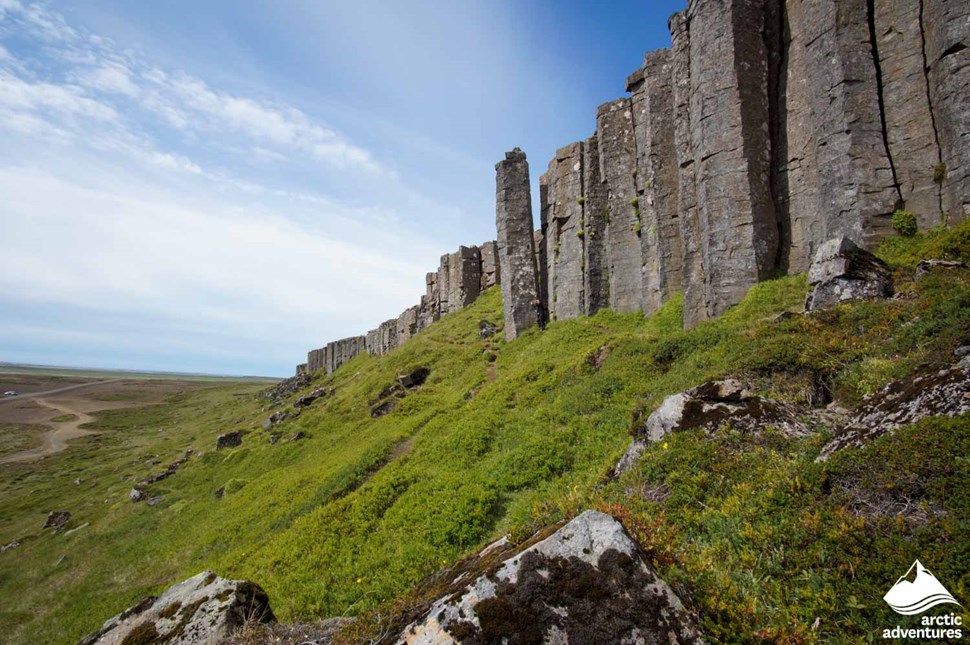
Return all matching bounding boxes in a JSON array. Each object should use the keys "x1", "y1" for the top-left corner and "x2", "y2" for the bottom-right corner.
[
  {"x1": 615, "y1": 380, "x2": 811, "y2": 475},
  {"x1": 804, "y1": 237, "x2": 894, "y2": 312},
  {"x1": 396, "y1": 510, "x2": 703, "y2": 644},
  {"x1": 818, "y1": 364, "x2": 970, "y2": 460},
  {"x1": 78, "y1": 570, "x2": 275, "y2": 645}
]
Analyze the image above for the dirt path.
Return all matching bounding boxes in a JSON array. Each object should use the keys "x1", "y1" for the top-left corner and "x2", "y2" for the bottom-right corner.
[{"x1": 0, "y1": 398, "x2": 99, "y2": 464}]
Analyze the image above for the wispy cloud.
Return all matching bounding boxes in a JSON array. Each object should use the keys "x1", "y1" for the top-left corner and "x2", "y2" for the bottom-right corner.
[{"x1": 0, "y1": 0, "x2": 383, "y2": 176}]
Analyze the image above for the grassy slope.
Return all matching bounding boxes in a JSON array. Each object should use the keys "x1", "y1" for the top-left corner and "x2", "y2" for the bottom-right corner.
[{"x1": 0, "y1": 224, "x2": 968, "y2": 644}]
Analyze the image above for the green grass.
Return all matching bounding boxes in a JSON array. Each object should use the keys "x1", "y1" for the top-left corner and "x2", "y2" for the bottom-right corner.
[
  {"x1": 0, "y1": 423, "x2": 47, "y2": 457},
  {"x1": 1, "y1": 223, "x2": 968, "y2": 644},
  {"x1": 49, "y1": 414, "x2": 79, "y2": 423}
]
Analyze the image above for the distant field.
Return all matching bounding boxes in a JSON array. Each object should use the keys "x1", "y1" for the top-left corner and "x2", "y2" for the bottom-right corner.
[{"x1": 0, "y1": 363, "x2": 279, "y2": 384}]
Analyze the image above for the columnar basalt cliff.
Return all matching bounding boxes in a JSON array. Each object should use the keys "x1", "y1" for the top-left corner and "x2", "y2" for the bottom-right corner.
[
  {"x1": 301, "y1": 240, "x2": 502, "y2": 375},
  {"x1": 492, "y1": 0, "x2": 968, "y2": 338},
  {"x1": 298, "y1": 0, "x2": 967, "y2": 375}
]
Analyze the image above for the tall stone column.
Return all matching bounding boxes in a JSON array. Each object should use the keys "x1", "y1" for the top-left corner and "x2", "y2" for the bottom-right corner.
[
  {"x1": 874, "y1": 0, "x2": 946, "y2": 230},
  {"x1": 479, "y1": 241, "x2": 501, "y2": 290},
  {"x1": 496, "y1": 148, "x2": 540, "y2": 340},
  {"x1": 629, "y1": 49, "x2": 683, "y2": 314},
  {"x1": 539, "y1": 169, "x2": 556, "y2": 320},
  {"x1": 795, "y1": 0, "x2": 901, "y2": 246},
  {"x1": 924, "y1": 0, "x2": 970, "y2": 224},
  {"x1": 597, "y1": 97, "x2": 643, "y2": 314},
  {"x1": 670, "y1": 10, "x2": 707, "y2": 328},
  {"x1": 688, "y1": 0, "x2": 780, "y2": 319},
  {"x1": 582, "y1": 135, "x2": 610, "y2": 316},
  {"x1": 549, "y1": 142, "x2": 585, "y2": 320},
  {"x1": 447, "y1": 245, "x2": 482, "y2": 311}
]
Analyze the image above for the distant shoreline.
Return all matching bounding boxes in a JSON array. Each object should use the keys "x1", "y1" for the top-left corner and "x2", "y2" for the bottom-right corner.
[{"x1": 0, "y1": 362, "x2": 279, "y2": 383}]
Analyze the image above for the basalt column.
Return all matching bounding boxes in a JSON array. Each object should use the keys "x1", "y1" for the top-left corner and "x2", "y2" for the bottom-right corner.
[
  {"x1": 447, "y1": 246, "x2": 482, "y2": 312},
  {"x1": 397, "y1": 305, "x2": 420, "y2": 345},
  {"x1": 549, "y1": 142, "x2": 586, "y2": 320},
  {"x1": 795, "y1": 0, "x2": 901, "y2": 246},
  {"x1": 496, "y1": 148, "x2": 540, "y2": 340},
  {"x1": 770, "y1": 0, "x2": 823, "y2": 272},
  {"x1": 597, "y1": 98, "x2": 642, "y2": 314},
  {"x1": 874, "y1": 0, "x2": 946, "y2": 229},
  {"x1": 628, "y1": 49, "x2": 683, "y2": 314},
  {"x1": 670, "y1": 10, "x2": 707, "y2": 328},
  {"x1": 480, "y1": 241, "x2": 501, "y2": 290},
  {"x1": 539, "y1": 170, "x2": 556, "y2": 319},
  {"x1": 688, "y1": 0, "x2": 779, "y2": 319},
  {"x1": 924, "y1": 0, "x2": 970, "y2": 223},
  {"x1": 582, "y1": 135, "x2": 610, "y2": 316}
]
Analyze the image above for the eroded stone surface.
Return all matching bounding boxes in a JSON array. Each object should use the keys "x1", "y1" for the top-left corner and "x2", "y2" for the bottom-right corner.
[
  {"x1": 818, "y1": 365, "x2": 970, "y2": 459},
  {"x1": 396, "y1": 511, "x2": 704, "y2": 645},
  {"x1": 78, "y1": 570, "x2": 275, "y2": 645}
]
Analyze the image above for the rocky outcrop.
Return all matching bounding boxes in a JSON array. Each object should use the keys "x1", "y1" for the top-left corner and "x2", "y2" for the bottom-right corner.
[
  {"x1": 396, "y1": 510, "x2": 704, "y2": 644},
  {"x1": 818, "y1": 364, "x2": 970, "y2": 459},
  {"x1": 804, "y1": 237, "x2": 894, "y2": 311},
  {"x1": 78, "y1": 570, "x2": 275, "y2": 645},
  {"x1": 216, "y1": 431, "x2": 243, "y2": 450},
  {"x1": 915, "y1": 258, "x2": 968, "y2": 280},
  {"x1": 616, "y1": 379, "x2": 811, "y2": 475},
  {"x1": 496, "y1": 148, "x2": 541, "y2": 340},
  {"x1": 44, "y1": 511, "x2": 71, "y2": 530}
]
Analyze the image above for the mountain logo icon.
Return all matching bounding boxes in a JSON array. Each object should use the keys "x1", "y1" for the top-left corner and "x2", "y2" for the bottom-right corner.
[{"x1": 883, "y1": 560, "x2": 962, "y2": 615}]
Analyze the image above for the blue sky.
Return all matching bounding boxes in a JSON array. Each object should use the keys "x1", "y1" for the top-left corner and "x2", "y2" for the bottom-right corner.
[{"x1": 0, "y1": 0, "x2": 684, "y2": 377}]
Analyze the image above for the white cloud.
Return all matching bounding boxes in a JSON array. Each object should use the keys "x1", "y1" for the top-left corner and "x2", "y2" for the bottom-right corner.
[
  {"x1": 0, "y1": 161, "x2": 440, "y2": 340},
  {"x1": 142, "y1": 70, "x2": 383, "y2": 173},
  {"x1": 0, "y1": 1, "x2": 384, "y2": 176},
  {"x1": 76, "y1": 60, "x2": 139, "y2": 96},
  {"x1": 0, "y1": 72, "x2": 119, "y2": 122}
]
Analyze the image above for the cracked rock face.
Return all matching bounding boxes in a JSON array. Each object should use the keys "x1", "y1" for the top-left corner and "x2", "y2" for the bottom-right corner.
[
  {"x1": 78, "y1": 570, "x2": 275, "y2": 645},
  {"x1": 396, "y1": 510, "x2": 703, "y2": 645},
  {"x1": 818, "y1": 364, "x2": 970, "y2": 460},
  {"x1": 804, "y1": 237, "x2": 894, "y2": 311},
  {"x1": 615, "y1": 379, "x2": 812, "y2": 476}
]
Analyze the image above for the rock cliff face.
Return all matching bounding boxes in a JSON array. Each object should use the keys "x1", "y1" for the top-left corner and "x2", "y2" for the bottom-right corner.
[
  {"x1": 303, "y1": 240, "x2": 502, "y2": 375},
  {"x1": 493, "y1": 0, "x2": 968, "y2": 337},
  {"x1": 299, "y1": 0, "x2": 968, "y2": 374}
]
